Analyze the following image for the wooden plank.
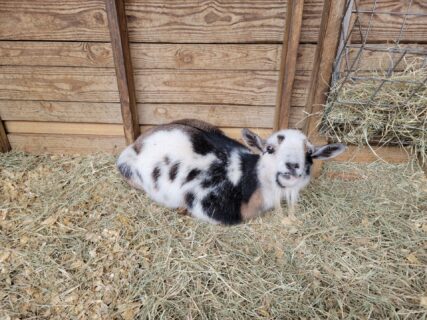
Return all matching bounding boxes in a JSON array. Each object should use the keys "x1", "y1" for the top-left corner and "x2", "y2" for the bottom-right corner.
[
  {"x1": 134, "y1": 69, "x2": 279, "y2": 106},
  {"x1": 303, "y1": 0, "x2": 347, "y2": 177},
  {"x1": 8, "y1": 134, "x2": 126, "y2": 154},
  {"x1": 132, "y1": 43, "x2": 315, "y2": 71},
  {"x1": 351, "y1": 0, "x2": 427, "y2": 44},
  {"x1": 5, "y1": 121, "x2": 272, "y2": 140},
  {"x1": 5, "y1": 121, "x2": 124, "y2": 136},
  {"x1": 332, "y1": 145, "x2": 411, "y2": 163},
  {"x1": 137, "y1": 104, "x2": 274, "y2": 128},
  {"x1": 0, "y1": 67, "x2": 308, "y2": 107},
  {"x1": 0, "y1": 41, "x2": 315, "y2": 71},
  {"x1": 0, "y1": 41, "x2": 113, "y2": 67},
  {"x1": 125, "y1": 0, "x2": 323, "y2": 43},
  {"x1": 295, "y1": 44, "x2": 316, "y2": 71},
  {"x1": 288, "y1": 106, "x2": 306, "y2": 129},
  {"x1": 0, "y1": 100, "x2": 273, "y2": 128},
  {"x1": 0, "y1": 101, "x2": 122, "y2": 123},
  {"x1": 275, "y1": 0, "x2": 305, "y2": 130},
  {"x1": 106, "y1": 0, "x2": 140, "y2": 144},
  {"x1": 0, "y1": 0, "x2": 109, "y2": 41},
  {"x1": 0, "y1": 117, "x2": 11, "y2": 152},
  {"x1": 347, "y1": 44, "x2": 427, "y2": 71},
  {"x1": 0, "y1": 66, "x2": 119, "y2": 102},
  {"x1": 130, "y1": 44, "x2": 282, "y2": 70}
]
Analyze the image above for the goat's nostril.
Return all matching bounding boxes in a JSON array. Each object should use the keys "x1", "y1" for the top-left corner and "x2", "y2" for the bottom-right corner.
[{"x1": 285, "y1": 162, "x2": 299, "y2": 170}]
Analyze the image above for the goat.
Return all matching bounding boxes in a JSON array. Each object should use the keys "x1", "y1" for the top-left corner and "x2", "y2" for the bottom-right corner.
[{"x1": 117, "y1": 119, "x2": 346, "y2": 224}]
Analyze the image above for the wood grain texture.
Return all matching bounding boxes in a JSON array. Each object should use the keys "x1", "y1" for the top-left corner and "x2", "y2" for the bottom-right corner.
[
  {"x1": 274, "y1": 0, "x2": 304, "y2": 130},
  {"x1": 0, "y1": 101, "x2": 122, "y2": 123},
  {"x1": 347, "y1": 44, "x2": 427, "y2": 71},
  {"x1": 332, "y1": 145, "x2": 411, "y2": 163},
  {"x1": 130, "y1": 44, "x2": 282, "y2": 70},
  {"x1": 0, "y1": 67, "x2": 307, "y2": 111},
  {"x1": 106, "y1": 0, "x2": 140, "y2": 144},
  {"x1": 125, "y1": 0, "x2": 323, "y2": 43},
  {"x1": 351, "y1": 0, "x2": 427, "y2": 43},
  {"x1": 5, "y1": 121, "x2": 272, "y2": 141},
  {"x1": 0, "y1": 41, "x2": 113, "y2": 67},
  {"x1": 8, "y1": 134, "x2": 125, "y2": 154},
  {"x1": 0, "y1": 100, "x2": 273, "y2": 128},
  {"x1": 0, "y1": 0, "x2": 110, "y2": 41},
  {"x1": 288, "y1": 106, "x2": 306, "y2": 129},
  {"x1": 5, "y1": 121, "x2": 124, "y2": 136},
  {"x1": 303, "y1": 0, "x2": 347, "y2": 177},
  {"x1": 0, "y1": 67, "x2": 119, "y2": 102},
  {"x1": 134, "y1": 69, "x2": 278, "y2": 106},
  {"x1": 0, "y1": 117, "x2": 11, "y2": 152},
  {"x1": 137, "y1": 104, "x2": 274, "y2": 128},
  {"x1": 0, "y1": 41, "x2": 316, "y2": 71}
]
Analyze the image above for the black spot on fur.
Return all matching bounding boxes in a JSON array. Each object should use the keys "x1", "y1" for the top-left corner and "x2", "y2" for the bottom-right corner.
[
  {"x1": 191, "y1": 133, "x2": 213, "y2": 155},
  {"x1": 132, "y1": 144, "x2": 139, "y2": 153},
  {"x1": 185, "y1": 168, "x2": 201, "y2": 184},
  {"x1": 185, "y1": 193, "x2": 195, "y2": 209},
  {"x1": 118, "y1": 163, "x2": 132, "y2": 179},
  {"x1": 201, "y1": 160, "x2": 227, "y2": 189},
  {"x1": 197, "y1": 152, "x2": 260, "y2": 225},
  {"x1": 164, "y1": 156, "x2": 170, "y2": 165},
  {"x1": 169, "y1": 162, "x2": 180, "y2": 181},
  {"x1": 201, "y1": 190, "x2": 241, "y2": 225},
  {"x1": 305, "y1": 152, "x2": 313, "y2": 175},
  {"x1": 152, "y1": 166, "x2": 161, "y2": 182},
  {"x1": 239, "y1": 153, "x2": 260, "y2": 202},
  {"x1": 277, "y1": 134, "x2": 285, "y2": 144}
]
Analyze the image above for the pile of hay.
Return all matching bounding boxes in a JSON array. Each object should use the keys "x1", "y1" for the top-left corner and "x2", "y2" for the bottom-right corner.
[
  {"x1": 322, "y1": 59, "x2": 427, "y2": 162},
  {"x1": 1, "y1": 152, "x2": 426, "y2": 319}
]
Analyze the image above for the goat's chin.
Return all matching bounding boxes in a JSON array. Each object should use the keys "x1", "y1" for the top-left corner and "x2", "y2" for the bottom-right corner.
[{"x1": 275, "y1": 174, "x2": 301, "y2": 188}]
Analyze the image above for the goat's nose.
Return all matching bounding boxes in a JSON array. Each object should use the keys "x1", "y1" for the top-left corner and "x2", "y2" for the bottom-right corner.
[{"x1": 285, "y1": 162, "x2": 300, "y2": 170}]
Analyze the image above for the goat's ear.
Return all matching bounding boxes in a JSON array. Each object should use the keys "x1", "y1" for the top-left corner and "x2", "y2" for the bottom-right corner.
[
  {"x1": 241, "y1": 128, "x2": 265, "y2": 152},
  {"x1": 311, "y1": 143, "x2": 346, "y2": 160}
]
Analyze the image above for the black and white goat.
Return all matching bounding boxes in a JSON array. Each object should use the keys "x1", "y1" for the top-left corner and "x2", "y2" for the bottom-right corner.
[{"x1": 117, "y1": 119, "x2": 346, "y2": 224}]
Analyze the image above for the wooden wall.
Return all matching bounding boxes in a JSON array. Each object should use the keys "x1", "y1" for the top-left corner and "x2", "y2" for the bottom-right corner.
[
  {"x1": 0, "y1": 0, "x2": 124, "y2": 153},
  {"x1": 0, "y1": 0, "x2": 426, "y2": 154}
]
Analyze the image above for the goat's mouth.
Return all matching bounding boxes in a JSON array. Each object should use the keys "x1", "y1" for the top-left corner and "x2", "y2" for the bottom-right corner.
[{"x1": 276, "y1": 172, "x2": 301, "y2": 188}]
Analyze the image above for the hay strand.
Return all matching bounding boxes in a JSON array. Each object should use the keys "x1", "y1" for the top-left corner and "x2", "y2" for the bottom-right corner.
[{"x1": 1, "y1": 152, "x2": 426, "y2": 319}]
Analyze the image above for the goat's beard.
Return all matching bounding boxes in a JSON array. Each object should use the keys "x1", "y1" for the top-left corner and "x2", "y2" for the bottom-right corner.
[{"x1": 276, "y1": 172, "x2": 300, "y2": 188}]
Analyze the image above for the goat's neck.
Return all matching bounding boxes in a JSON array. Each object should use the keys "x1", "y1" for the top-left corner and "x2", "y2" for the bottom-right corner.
[{"x1": 256, "y1": 155, "x2": 282, "y2": 211}]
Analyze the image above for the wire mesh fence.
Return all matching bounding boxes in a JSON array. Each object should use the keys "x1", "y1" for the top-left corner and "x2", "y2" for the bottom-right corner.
[{"x1": 321, "y1": 0, "x2": 427, "y2": 161}]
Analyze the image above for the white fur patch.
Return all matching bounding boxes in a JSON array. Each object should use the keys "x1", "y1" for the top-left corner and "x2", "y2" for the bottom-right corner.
[{"x1": 227, "y1": 151, "x2": 242, "y2": 186}]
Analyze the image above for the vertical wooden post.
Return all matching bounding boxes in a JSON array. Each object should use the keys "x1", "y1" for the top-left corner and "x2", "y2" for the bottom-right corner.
[
  {"x1": 303, "y1": 0, "x2": 347, "y2": 177},
  {"x1": 106, "y1": 0, "x2": 140, "y2": 145},
  {"x1": 0, "y1": 117, "x2": 11, "y2": 152},
  {"x1": 274, "y1": 0, "x2": 305, "y2": 130}
]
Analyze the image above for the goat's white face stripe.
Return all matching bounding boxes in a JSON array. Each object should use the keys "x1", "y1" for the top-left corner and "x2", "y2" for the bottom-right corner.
[{"x1": 227, "y1": 151, "x2": 242, "y2": 186}]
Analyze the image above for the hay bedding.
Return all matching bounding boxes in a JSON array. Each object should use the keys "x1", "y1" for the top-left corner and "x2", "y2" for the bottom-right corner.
[
  {"x1": 322, "y1": 59, "x2": 427, "y2": 162},
  {"x1": 0, "y1": 152, "x2": 426, "y2": 320}
]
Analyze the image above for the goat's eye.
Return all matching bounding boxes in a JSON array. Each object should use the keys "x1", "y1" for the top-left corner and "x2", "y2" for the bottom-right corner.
[{"x1": 266, "y1": 145, "x2": 275, "y2": 154}]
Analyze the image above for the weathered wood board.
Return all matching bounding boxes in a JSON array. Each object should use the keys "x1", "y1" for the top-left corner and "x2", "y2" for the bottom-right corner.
[
  {"x1": 0, "y1": 101, "x2": 274, "y2": 128},
  {"x1": 0, "y1": 41, "x2": 113, "y2": 67},
  {"x1": 0, "y1": 67, "x2": 119, "y2": 102},
  {"x1": 5, "y1": 121, "x2": 272, "y2": 139},
  {"x1": 0, "y1": 0, "x2": 110, "y2": 41},
  {"x1": 351, "y1": 0, "x2": 427, "y2": 44},
  {"x1": 8, "y1": 133, "x2": 125, "y2": 154},
  {"x1": 125, "y1": 0, "x2": 323, "y2": 43}
]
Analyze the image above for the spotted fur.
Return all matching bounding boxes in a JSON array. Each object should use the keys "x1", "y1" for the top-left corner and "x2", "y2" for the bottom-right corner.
[{"x1": 117, "y1": 119, "x2": 346, "y2": 224}]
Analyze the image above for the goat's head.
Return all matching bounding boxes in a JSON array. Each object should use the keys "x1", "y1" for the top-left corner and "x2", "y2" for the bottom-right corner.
[{"x1": 242, "y1": 128, "x2": 346, "y2": 188}]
